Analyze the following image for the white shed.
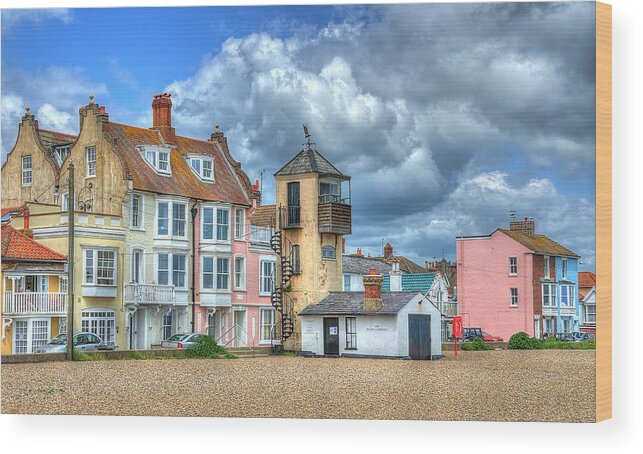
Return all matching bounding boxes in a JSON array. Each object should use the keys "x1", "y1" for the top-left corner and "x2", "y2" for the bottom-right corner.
[{"x1": 299, "y1": 280, "x2": 443, "y2": 360}]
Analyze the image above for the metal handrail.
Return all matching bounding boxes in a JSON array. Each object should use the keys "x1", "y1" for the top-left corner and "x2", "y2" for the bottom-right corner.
[{"x1": 215, "y1": 323, "x2": 255, "y2": 351}]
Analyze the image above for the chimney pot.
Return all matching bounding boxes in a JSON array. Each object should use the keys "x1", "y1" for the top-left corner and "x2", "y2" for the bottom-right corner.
[{"x1": 384, "y1": 242, "x2": 393, "y2": 259}]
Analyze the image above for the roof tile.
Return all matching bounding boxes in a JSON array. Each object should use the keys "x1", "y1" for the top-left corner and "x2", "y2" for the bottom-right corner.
[{"x1": 1, "y1": 225, "x2": 67, "y2": 262}]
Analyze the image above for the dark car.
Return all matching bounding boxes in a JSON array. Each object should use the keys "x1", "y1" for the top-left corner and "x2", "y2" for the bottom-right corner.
[{"x1": 463, "y1": 328, "x2": 484, "y2": 342}]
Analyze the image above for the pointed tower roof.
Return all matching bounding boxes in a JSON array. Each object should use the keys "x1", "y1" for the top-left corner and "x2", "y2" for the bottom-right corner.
[{"x1": 274, "y1": 125, "x2": 349, "y2": 179}]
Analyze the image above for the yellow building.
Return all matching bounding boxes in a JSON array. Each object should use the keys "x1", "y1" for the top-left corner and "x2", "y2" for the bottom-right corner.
[
  {"x1": 2, "y1": 203, "x2": 127, "y2": 351},
  {"x1": 1, "y1": 209, "x2": 67, "y2": 354},
  {"x1": 271, "y1": 129, "x2": 352, "y2": 349}
]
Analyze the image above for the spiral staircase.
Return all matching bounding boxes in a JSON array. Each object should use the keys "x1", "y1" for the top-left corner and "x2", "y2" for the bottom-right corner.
[{"x1": 269, "y1": 208, "x2": 295, "y2": 343}]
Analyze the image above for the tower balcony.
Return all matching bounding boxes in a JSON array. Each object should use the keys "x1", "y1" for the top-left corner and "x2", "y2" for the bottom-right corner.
[{"x1": 318, "y1": 200, "x2": 352, "y2": 235}]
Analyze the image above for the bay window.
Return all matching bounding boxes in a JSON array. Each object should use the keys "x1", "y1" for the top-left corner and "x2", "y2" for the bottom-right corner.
[
  {"x1": 542, "y1": 283, "x2": 557, "y2": 307},
  {"x1": 157, "y1": 201, "x2": 187, "y2": 237},
  {"x1": 202, "y1": 206, "x2": 230, "y2": 241},
  {"x1": 84, "y1": 249, "x2": 116, "y2": 286},
  {"x1": 202, "y1": 256, "x2": 231, "y2": 291},
  {"x1": 157, "y1": 252, "x2": 186, "y2": 288}
]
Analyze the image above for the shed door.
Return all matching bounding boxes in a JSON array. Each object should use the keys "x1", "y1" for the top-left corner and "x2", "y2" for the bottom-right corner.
[
  {"x1": 408, "y1": 314, "x2": 432, "y2": 360},
  {"x1": 323, "y1": 317, "x2": 340, "y2": 355}
]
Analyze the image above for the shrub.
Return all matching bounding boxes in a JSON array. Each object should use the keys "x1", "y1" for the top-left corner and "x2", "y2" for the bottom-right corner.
[
  {"x1": 461, "y1": 337, "x2": 494, "y2": 351},
  {"x1": 185, "y1": 335, "x2": 230, "y2": 359},
  {"x1": 508, "y1": 332, "x2": 542, "y2": 349}
]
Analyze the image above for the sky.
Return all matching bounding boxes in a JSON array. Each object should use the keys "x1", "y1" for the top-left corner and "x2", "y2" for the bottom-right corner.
[{"x1": 1, "y1": 2, "x2": 597, "y2": 271}]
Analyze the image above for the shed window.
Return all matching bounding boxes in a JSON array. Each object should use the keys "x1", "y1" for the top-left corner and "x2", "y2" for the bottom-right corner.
[
  {"x1": 322, "y1": 245, "x2": 336, "y2": 259},
  {"x1": 346, "y1": 317, "x2": 357, "y2": 349}
]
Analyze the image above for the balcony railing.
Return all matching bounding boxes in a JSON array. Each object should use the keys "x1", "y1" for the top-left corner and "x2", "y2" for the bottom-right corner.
[
  {"x1": 3, "y1": 292, "x2": 67, "y2": 315},
  {"x1": 250, "y1": 225, "x2": 273, "y2": 245},
  {"x1": 437, "y1": 301, "x2": 458, "y2": 317},
  {"x1": 124, "y1": 283, "x2": 175, "y2": 305}
]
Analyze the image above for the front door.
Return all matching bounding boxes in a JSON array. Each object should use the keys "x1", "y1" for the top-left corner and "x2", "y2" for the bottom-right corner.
[
  {"x1": 408, "y1": 314, "x2": 432, "y2": 360},
  {"x1": 234, "y1": 310, "x2": 247, "y2": 347},
  {"x1": 323, "y1": 317, "x2": 340, "y2": 355}
]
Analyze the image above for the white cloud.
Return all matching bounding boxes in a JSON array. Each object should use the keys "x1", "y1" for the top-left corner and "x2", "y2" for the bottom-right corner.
[
  {"x1": 37, "y1": 103, "x2": 74, "y2": 134},
  {"x1": 2, "y1": 9, "x2": 72, "y2": 34}
]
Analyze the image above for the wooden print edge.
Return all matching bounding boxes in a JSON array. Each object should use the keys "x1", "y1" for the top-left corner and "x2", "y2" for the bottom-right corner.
[{"x1": 595, "y1": 1, "x2": 612, "y2": 423}]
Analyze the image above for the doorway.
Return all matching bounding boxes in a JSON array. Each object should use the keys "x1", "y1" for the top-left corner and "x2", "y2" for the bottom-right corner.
[
  {"x1": 323, "y1": 317, "x2": 340, "y2": 355},
  {"x1": 233, "y1": 310, "x2": 247, "y2": 347},
  {"x1": 408, "y1": 314, "x2": 432, "y2": 360}
]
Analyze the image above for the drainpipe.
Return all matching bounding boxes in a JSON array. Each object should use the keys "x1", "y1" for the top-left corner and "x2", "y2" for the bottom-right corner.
[{"x1": 190, "y1": 201, "x2": 198, "y2": 334}]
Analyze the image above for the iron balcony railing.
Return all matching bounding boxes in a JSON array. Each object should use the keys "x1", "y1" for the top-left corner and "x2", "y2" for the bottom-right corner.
[
  {"x1": 3, "y1": 291, "x2": 67, "y2": 315},
  {"x1": 124, "y1": 283, "x2": 175, "y2": 305}
]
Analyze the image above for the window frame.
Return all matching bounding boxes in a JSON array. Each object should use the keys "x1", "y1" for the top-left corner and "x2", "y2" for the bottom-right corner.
[
  {"x1": 343, "y1": 274, "x2": 351, "y2": 292},
  {"x1": 291, "y1": 245, "x2": 301, "y2": 275},
  {"x1": 186, "y1": 155, "x2": 215, "y2": 182},
  {"x1": 510, "y1": 287, "x2": 518, "y2": 307},
  {"x1": 259, "y1": 307, "x2": 276, "y2": 343},
  {"x1": 562, "y1": 258, "x2": 568, "y2": 279},
  {"x1": 86, "y1": 147, "x2": 97, "y2": 178},
  {"x1": 259, "y1": 260, "x2": 276, "y2": 295},
  {"x1": 234, "y1": 255, "x2": 246, "y2": 290},
  {"x1": 140, "y1": 145, "x2": 172, "y2": 176},
  {"x1": 81, "y1": 308, "x2": 116, "y2": 345},
  {"x1": 201, "y1": 255, "x2": 232, "y2": 291},
  {"x1": 543, "y1": 256, "x2": 551, "y2": 279},
  {"x1": 131, "y1": 193, "x2": 144, "y2": 229},
  {"x1": 509, "y1": 257, "x2": 517, "y2": 275},
  {"x1": 21, "y1": 155, "x2": 32, "y2": 186},
  {"x1": 322, "y1": 245, "x2": 336, "y2": 260},
  {"x1": 83, "y1": 248, "x2": 117, "y2": 286},
  {"x1": 542, "y1": 283, "x2": 557, "y2": 307},
  {"x1": 157, "y1": 200, "x2": 187, "y2": 238},
  {"x1": 345, "y1": 317, "x2": 357, "y2": 349},
  {"x1": 201, "y1": 206, "x2": 231, "y2": 242},
  {"x1": 234, "y1": 208, "x2": 245, "y2": 240},
  {"x1": 216, "y1": 257, "x2": 230, "y2": 290}
]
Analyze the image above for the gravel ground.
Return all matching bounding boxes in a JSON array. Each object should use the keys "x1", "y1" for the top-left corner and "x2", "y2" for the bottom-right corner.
[{"x1": 1, "y1": 350, "x2": 595, "y2": 422}]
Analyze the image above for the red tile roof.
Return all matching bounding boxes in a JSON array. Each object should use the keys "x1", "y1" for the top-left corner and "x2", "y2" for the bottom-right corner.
[
  {"x1": 497, "y1": 229, "x2": 579, "y2": 257},
  {"x1": 1, "y1": 225, "x2": 66, "y2": 262},
  {"x1": 250, "y1": 205, "x2": 276, "y2": 227},
  {"x1": 103, "y1": 122, "x2": 252, "y2": 205},
  {"x1": 1, "y1": 205, "x2": 25, "y2": 218},
  {"x1": 578, "y1": 271, "x2": 596, "y2": 288}
]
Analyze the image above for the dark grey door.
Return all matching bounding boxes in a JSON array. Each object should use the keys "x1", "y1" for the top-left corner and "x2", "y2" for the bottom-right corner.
[
  {"x1": 323, "y1": 317, "x2": 340, "y2": 355},
  {"x1": 408, "y1": 314, "x2": 432, "y2": 360}
]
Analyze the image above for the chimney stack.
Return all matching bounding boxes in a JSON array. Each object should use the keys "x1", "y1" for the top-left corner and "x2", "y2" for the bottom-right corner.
[
  {"x1": 509, "y1": 216, "x2": 536, "y2": 237},
  {"x1": 389, "y1": 259, "x2": 402, "y2": 292},
  {"x1": 363, "y1": 268, "x2": 384, "y2": 311},
  {"x1": 384, "y1": 242, "x2": 393, "y2": 259},
  {"x1": 356, "y1": 248, "x2": 363, "y2": 257},
  {"x1": 152, "y1": 93, "x2": 175, "y2": 143}
]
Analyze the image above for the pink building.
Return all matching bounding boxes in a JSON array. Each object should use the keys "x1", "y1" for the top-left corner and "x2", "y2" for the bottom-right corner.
[
  {"x1": 456, "y1": 218, "x2": 580, "y2": 341},
  {"x1": 194, "y1": 202, "x2": 277, "y2": 348}
]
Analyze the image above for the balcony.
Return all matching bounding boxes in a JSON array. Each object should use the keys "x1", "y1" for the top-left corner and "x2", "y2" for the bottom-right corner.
[
  {"x1": 318, "y1": 201, "x2": 351, "y2": 235},
  {"x1": 250, "y1": 225, "x2": 273, "y2": 245},
  {"x1": 3, "y1": 292, "x2": 67, "y2": 315},
  {"x1": 124, "y1": 283, "x2": 175, "y2": 305},
  {"x1": 437, "y1": 301, "x2": 458, "y2": 317}
]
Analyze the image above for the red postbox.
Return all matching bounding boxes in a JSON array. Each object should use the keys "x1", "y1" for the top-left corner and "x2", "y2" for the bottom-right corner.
[{"x1": 452, "y1": 316, "x2": 463, "y2": 358}]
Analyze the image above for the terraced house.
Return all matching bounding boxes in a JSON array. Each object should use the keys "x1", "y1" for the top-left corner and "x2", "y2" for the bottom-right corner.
[
  {"x1": 456, "y1": 217, "x2": 581, "y2": 341},
  {"x1": 1, "y1": 213, "x2": 67, "y2": 355},
  {"x1": 1, "y1": 93, "x2": 276, "y2": 350}
]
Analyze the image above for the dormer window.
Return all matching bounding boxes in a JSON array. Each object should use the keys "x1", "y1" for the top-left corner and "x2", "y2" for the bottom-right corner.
[
  {"x1": 54, "y1": 146, "x2": 70, "y2": 166},
  {"x1": 186, "y1": 155, "x2": 214, "y2": 182},
  {"x1": 140, "y1": 145, "x2": 171, "y2": 175}
]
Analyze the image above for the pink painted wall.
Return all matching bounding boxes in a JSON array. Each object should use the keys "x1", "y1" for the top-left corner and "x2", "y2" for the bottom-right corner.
[
  {"x1": 195, "y1": 204, "x2": 275, "y2": 347},
  {"x1": 456, "y1": 231, "x2": 535, "y2": 341}
]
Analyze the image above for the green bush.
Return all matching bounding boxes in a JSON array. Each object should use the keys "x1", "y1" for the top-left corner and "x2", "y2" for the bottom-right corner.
[
  {"x1": 185, "y1": 335, "x2": 230, "y2": 359},
  {"x1": 507, "y1": 332, "x2": 542, "y2": 349},
  {"x1": 461, "y1": 337, "x2": 494, "y2": 351}
]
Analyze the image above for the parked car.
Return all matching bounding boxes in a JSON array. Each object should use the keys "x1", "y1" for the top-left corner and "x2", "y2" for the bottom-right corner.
[
  {"x1": 463, "y1": 328, "x2": 484, "y2": 342},
  {"x1": 35, "y1": 332, "x2": 114, "y2": 353},
  {"x1": 482, "y1": 331, "x2": 503, "y2": 342},
  {"x1": 160, "y1": 333, "x2": 209, "y2": 349},
  {"x1": 571, "y1": 332, "x2": 593, "y2": 342},
  {"x1": 555, "y1": 333, "x2": 575, "y2": 342}
]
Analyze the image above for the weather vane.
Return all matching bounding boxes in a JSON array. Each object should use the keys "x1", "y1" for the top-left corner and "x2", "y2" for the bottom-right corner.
[{"x1": 303, "y1": 123, "x2": 314, "y2": 149}]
